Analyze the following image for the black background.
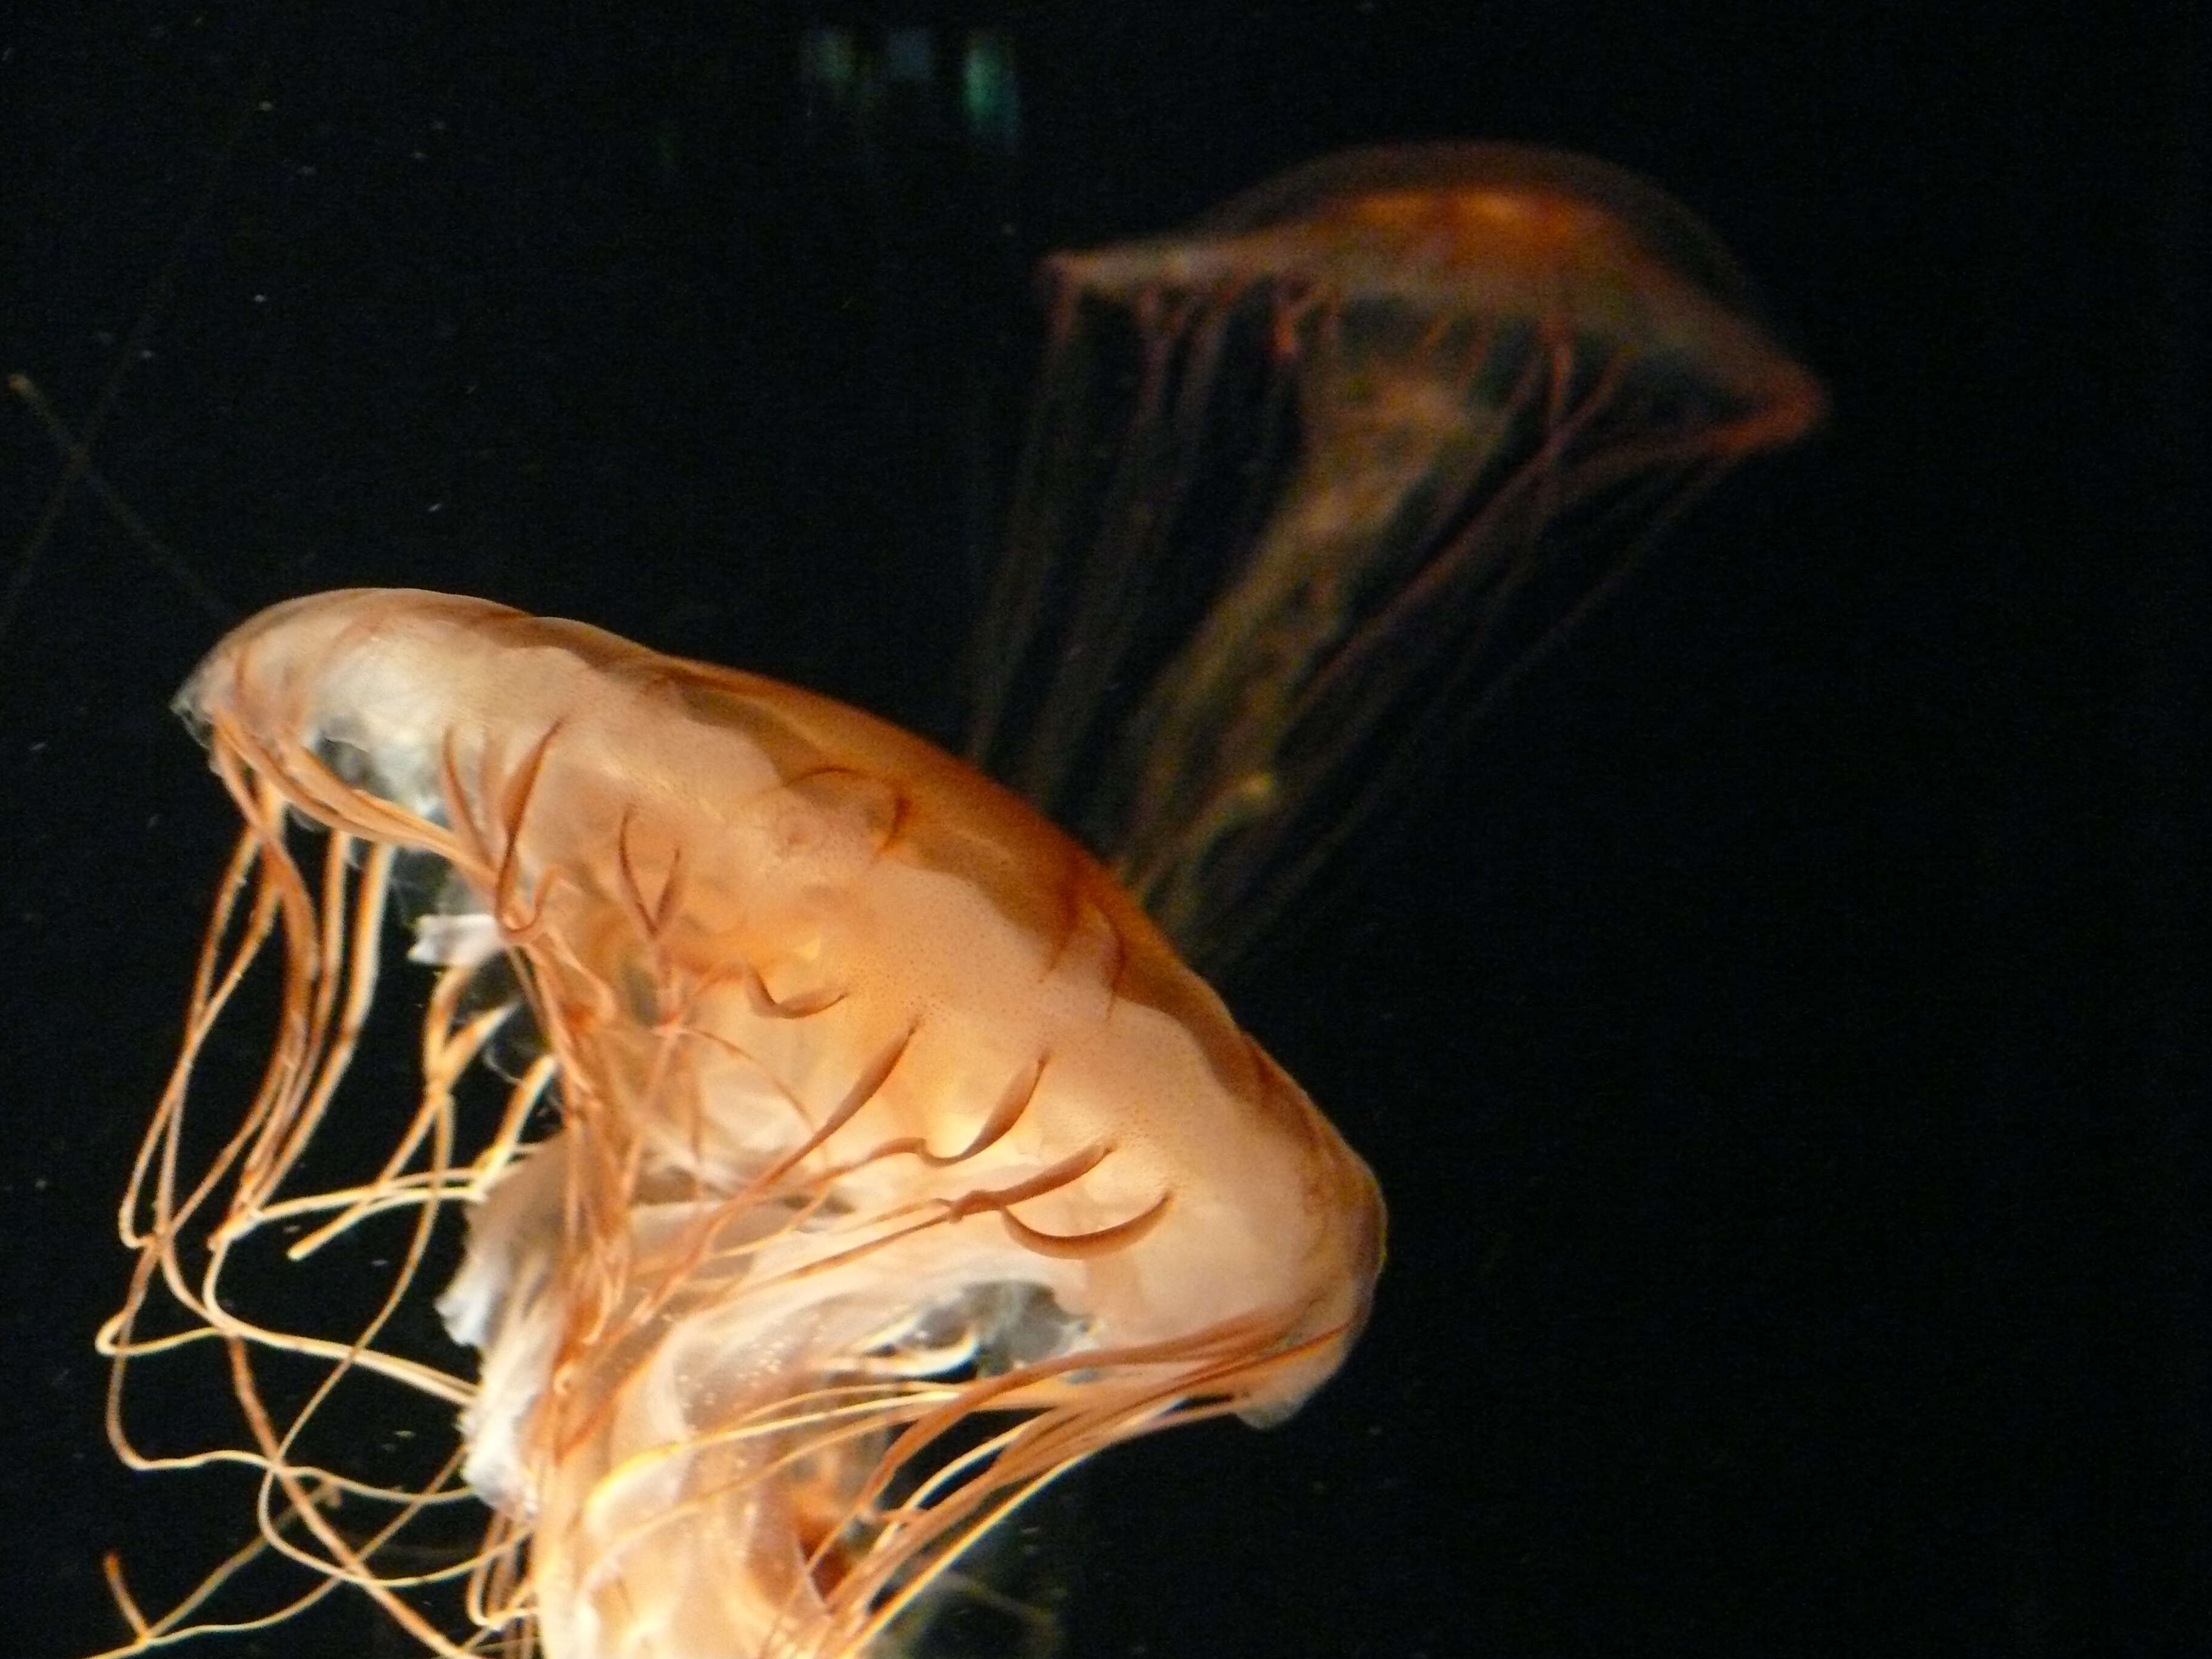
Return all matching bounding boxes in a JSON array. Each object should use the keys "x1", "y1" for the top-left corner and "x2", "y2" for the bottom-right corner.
[{"x1": 2, "y1": 4, "x2": 2204, "y2": 1657}]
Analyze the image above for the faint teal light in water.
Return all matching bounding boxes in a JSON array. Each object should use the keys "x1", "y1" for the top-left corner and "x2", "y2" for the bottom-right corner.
[
  {"x1": 962, "y1": 30, "x2": 1021, "y2": 154},
  {"x1": 800, "y1": 24, "x2": 859, "y2": 107},
  {"x1": 653, "y1": 115, "x2": 680, "y2": 188}
]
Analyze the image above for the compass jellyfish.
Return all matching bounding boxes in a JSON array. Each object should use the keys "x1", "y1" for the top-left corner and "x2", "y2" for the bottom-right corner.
[
  {"x1": 968, "y1": 142, "x2": 1823, "y2": 963},
  {"x1": 96, "y1": 589, "x2": 1382, "y2": 1659}
]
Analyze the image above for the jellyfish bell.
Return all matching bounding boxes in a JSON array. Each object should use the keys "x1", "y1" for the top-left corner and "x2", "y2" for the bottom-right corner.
[
  {"x1": 967, "y1": 142, "x2": 1825, "y2": 967},
  {"x1": 103, "y1": 588, "x2": 1381, "y2": 1658},
  {"x1": 1056, "y1": 143, "x2": 1815, "y2": 431}
]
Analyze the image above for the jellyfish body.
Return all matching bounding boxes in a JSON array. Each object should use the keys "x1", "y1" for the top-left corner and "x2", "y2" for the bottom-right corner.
[
  {"x1": 106, "y1": 589, "x2": 1380, "y2": 1659},
  {"x1": 967, "y1": 142, "x2": 1824, "y2": 964}
]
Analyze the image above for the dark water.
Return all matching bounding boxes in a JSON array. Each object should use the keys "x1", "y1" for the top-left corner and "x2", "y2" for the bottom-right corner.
[{"x1": 2, "y1": 5, "x2": 2202, "y2": 1657}]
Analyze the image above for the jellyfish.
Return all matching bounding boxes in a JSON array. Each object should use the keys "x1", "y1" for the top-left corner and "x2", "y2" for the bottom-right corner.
[
  {"x1": 965, "y1": 142, "x2": 1825, "y2": 966},
  {"x1": 92, "y1": 142, "x2": 1823, "y2": 1659},
  {"x1": 96, "y1": 589, "x2": 1382, "y2": 1658}
]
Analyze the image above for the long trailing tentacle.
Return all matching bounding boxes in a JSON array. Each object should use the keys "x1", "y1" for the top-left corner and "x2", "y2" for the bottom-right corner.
[{"x1": 95, "y1": 733, "x2": 537, "y2": 1655}]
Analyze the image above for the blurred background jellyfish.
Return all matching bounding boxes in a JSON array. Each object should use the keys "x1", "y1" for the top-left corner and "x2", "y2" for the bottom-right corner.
[{"x1": 967, "y1": 143, "x2": 1825, "y2": 967}]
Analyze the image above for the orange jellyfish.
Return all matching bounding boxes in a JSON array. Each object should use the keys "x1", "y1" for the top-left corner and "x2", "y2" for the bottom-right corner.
[
  {"x1": 92, "y1": 144, "x2": 1822, "y2": 1659},
  {"x1": 96, "y1": 589, "x2": 1381, "y2": 1658},
  {"x1": 966, "y1": 142, "x2": 1824, "y2": 966}
]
